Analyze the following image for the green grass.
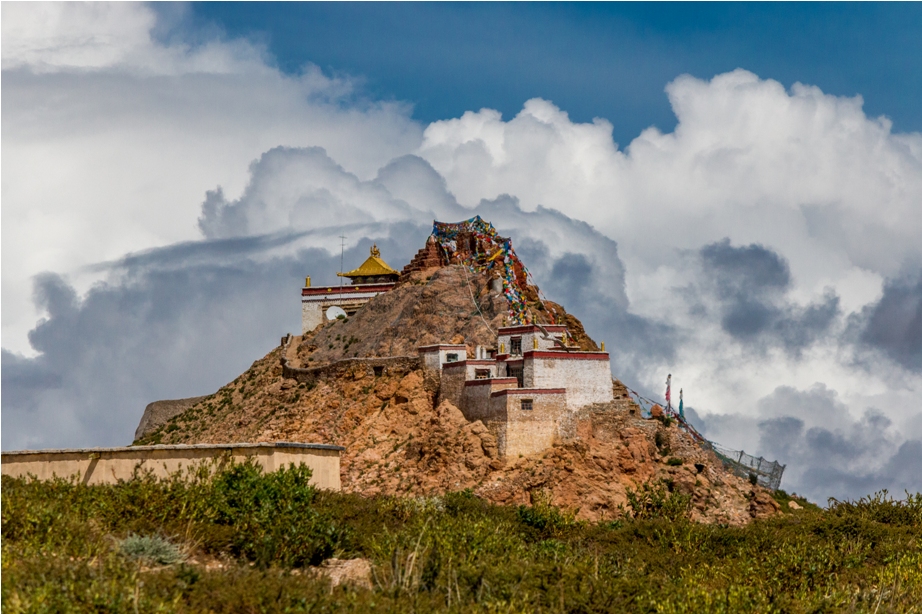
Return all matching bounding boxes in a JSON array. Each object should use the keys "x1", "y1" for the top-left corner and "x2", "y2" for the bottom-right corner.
[{"x1": 3, "y1": 461, "x2": 921, "y2": 613}]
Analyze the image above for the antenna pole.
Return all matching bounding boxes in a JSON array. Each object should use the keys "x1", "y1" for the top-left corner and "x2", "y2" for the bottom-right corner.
[{"x1": 339, "y1": 235, "x2": 346, "y2": 292}]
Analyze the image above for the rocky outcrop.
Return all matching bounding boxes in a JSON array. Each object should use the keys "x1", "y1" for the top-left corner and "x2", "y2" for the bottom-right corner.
[
  {"x1": 143, "y1": 349, "x2": 774, "y2": 524},
  {"x1": 139, "y1": 254, "x2": 778, "y2": 525},
  {"x1": 134, "y1": 396, "x2": 208, "y2": 441}
]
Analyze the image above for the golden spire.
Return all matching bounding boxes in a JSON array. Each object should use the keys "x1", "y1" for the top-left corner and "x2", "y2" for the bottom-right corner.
[{"x1": 337, "y1": 244, "x2": 399, "y2": 280}]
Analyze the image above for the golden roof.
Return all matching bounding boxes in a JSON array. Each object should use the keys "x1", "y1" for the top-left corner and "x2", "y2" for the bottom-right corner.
[{"x1": 337, "y1": 244, "x2": 399, "y2": 278}]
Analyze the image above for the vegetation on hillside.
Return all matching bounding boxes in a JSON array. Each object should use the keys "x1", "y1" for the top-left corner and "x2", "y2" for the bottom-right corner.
[{"x1": 3, "y1": 461, "x2": 921, "y2": 613}]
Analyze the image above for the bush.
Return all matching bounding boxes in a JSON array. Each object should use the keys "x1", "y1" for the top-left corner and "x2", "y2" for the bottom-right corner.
[
  {"x1": 1, "y1": 458, "x2": 342, "y2": 569},
  {"x1": 5, "y1": 472, "x2": 922, "y2": 613},
  {"x1": 624, "y1": 480, "x2": 691, "y2": 521},
  {"x1": 119, "y1": 534, "x2": 185, "y2": 566}
]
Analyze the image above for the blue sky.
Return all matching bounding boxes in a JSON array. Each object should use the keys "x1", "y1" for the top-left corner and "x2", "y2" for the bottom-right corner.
[
  {"x1": 185, "y1": 2, "x2": 922, "y2": 146},
  {"x1": 3, "y1": 2, "x2": 922, "y2": 502}
]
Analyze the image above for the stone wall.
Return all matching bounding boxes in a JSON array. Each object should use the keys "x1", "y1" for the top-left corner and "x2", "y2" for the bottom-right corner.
[
  {"x1": 524, "y1": 351, "x2": 613, "y2": 411},
  {"x1": 282, "y1": 355, "x2": 420, "y2": 387},
  {"x1": 459, "y1": 378, "x2": 517, "y2": 423},
  {"x1": 1, "y1": 442, "x2": 343, "y2": 490},
  {"x1": 438, "y1": 361, "x2": 468, "y2": 408},
  {"x1": 497, "y1": 324, "x2": 567, "y2": 356},
  {"x1": 491, "y1": 388, "x2": 567, "y2": 458},
  {"x1": 302, "y1": 301, "x2": 323, "y2": 334},
  {"x1": 417, "y1": 344, "x2": 467, "y2": 372},
  {"x1": 463, "y1": 359, "x2": 498, "y2": 380}
]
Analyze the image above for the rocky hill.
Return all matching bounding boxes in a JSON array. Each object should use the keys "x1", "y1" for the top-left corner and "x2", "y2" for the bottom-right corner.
[{"x1": 138, "y1": 246, "x2": 778, "y2": 525}]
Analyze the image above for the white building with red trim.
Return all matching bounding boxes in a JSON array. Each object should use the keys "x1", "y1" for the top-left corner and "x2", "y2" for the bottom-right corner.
[{"x1": 419, "y1": 324, "x2": 613, "y2": 458}]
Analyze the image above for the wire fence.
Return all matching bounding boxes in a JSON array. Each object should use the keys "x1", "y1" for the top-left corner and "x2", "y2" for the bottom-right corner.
[
  {"x1": 622, "y1": 384, "x2": 786, "y2": 491},
  {"x1": 708, "y1": 442, "x2": 786, "y2": 491}
]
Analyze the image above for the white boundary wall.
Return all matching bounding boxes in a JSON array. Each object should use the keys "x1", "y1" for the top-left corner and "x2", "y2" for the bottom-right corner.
[{"x1": 2, "y1": 442, "x2": 343, "y2": 490}]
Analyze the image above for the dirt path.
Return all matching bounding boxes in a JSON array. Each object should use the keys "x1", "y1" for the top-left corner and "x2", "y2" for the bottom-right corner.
[{"x1": 285, "y1": 335, "x2": 302, "y2": 368}]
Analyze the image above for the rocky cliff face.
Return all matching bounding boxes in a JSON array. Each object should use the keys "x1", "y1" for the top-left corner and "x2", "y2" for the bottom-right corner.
[{"x1": 137, "y1": 263, "x2": 777, "y2": 524}]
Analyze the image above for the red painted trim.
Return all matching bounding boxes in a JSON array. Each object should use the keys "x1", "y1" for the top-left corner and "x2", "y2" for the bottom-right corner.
[
  {"x1": 302, "y1": 283, "x2": 395, "y2": 296},
  {"x1": 441, "y1": 360, "x2": 468, "y2": 369},
  {"x1": 465, "y1": 360, "x2": 496, "y2": 366},
  {"x1": 417, "y1": 344, "x2": 467, "y2": 352},
  {"x1": 465, "y1": 378, "x2": 517, "y2": 387},
  {"x1": 524, "y1": 350, "x2": 609, "y2": 361},
  {"x1": 491, "y1": 388, "x2": 566, "y2": 397},
  {"x1": 497, "y1": 325, "x2": 567, "y2": 335}
]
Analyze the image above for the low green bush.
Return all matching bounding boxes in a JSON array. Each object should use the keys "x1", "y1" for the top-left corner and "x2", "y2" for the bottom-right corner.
[
  {"x1": 3, "y1": 466, "x2": 922, "y2": 613},
  {"x1": 119, "y1": 534, "x2": 185, "y2": 566}
]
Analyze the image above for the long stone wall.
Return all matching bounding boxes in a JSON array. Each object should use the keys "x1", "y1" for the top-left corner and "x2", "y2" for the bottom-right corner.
[
  {"x1": 281, "y1": 354, "x2": 420, "y2": 386},
  {"x1": 1, "y1": 442, "x2": 343, "y2": 490}
]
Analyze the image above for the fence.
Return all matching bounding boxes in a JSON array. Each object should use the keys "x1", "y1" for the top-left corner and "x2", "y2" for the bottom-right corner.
[
  {"x1": 707, "y1": 442, "x2": 786, "y2": 491},
  {"x1": 622, "y1": 383, "x2": 786, "y2": 491}
]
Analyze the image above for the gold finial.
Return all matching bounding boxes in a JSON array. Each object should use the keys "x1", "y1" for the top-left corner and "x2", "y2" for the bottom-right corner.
[
  {"x1": 500, "y1": 343, "x2": 505, "y2": 353},
  {"x1": 601, "y1": 342, "x2": 605, "y2": 351},
  {"x1": 533, "y1": 337, "x2": 539, "y2": 349},
  {"x1": 305, "y1": 276, "x2": 311, "y2": 288},
  {"x1": 371, "y1": 243, "x2": 381, "y2": 258}
]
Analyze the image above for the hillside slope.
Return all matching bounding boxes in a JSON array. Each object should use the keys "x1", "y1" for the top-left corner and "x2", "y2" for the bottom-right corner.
[{"x1": 138, "y1": 265, "x2": 775, "y2": 524}]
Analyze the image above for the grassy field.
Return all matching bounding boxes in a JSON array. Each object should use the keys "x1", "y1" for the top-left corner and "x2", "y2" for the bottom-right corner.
[{"x1": 2, "y1": 461, "x2": 920, "y2": 613}]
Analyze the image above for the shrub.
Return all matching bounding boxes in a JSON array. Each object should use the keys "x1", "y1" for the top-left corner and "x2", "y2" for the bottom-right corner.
[
  {"x1": 516, "y1": 490, "x2": 577, "y2": 537},
  {"x1": 624, "y1": 480, "x2": 691, "y2": 521},
  {"x1": 666, "y1": 457, "x2": 683, "y2": 466},
  {"x1": 5, "y1": 470, "x2": 922, "y2": 612},
  {"x1": 119, "y1": 534, "x2": 185, "y2": 566}
]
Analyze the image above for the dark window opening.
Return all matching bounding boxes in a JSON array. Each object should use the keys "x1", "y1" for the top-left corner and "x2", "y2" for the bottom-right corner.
[
  {"x1": 373, "y1": 366, "x2": 384, "y2": 377},
  {"x1": 446, "y1": 353, "x2": 459, "y2": 363},
  {"x1": 510, "y1": 337, "x2": 522, "y2": 355},
  {"x1": 521, "y1": 399, "x2": 533, "y2": 411},
  {"x1": 509, "y1": 365, "x2": 524, "y2": 388},
  {"x1": 475, "y1": 369, "x2": 490, "y2": 379}
]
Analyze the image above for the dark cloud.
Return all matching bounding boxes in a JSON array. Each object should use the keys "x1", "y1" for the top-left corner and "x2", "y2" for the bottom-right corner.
[
  {"x1": 856, "y1": 272, "x2": 922, "y2": 372},
  {"x1": 2, "y1": 154, "x2": 671, "y2": 449},
  {"x1": 696, "y1": 239, "x2": 839, "y2": 354},
  {"x1": 753, "y1": 385, "x2": 922, "y2": 502},
  {"x1": 701, "y1": 238, "x2": 791, "y2": 294},
  {"x1": 512, "y1": 231, "x2": 676, "y2": 388},
  {"x1": 0, "y1": 229, "x2": 422, "y2": 451}
]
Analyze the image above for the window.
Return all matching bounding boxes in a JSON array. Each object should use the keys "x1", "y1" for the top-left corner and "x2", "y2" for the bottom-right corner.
[
  {"x1": 373, "y1": 366, "x2": 384, "y2": 377},
  {"x1": 446, "y1": 353, "x2": 459, "y2": 363},
  {"x1": 510, "y1": 337, "x2": 522, "y2": 355},
  {"x1": 520, "y1": 399, "x2": 533, "y2": 411},
  {"x1": 508, "y1": 364, "x2": 524, "y2": 388},
  {"x1": 475, "y1": 369, "x2": 490, "y2": 379}
]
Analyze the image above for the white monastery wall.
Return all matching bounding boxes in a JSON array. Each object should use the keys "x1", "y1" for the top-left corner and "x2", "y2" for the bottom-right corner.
[{"x1": 525, "y1": 352, "x2": 613, "y2": 411}]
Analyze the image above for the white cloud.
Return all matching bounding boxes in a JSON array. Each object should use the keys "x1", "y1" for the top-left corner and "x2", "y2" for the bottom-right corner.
[
  {"x1": 417, "y1": 69, "x2": 922, "y2": 495},
  {"x1": 3, "y1": 4, "x2": 922, "y2": 501},
  {"x1": 1, "y1": 3, "x2": 422, "y2": 354}
]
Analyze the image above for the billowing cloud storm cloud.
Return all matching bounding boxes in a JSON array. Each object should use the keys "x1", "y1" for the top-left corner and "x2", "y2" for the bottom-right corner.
[
  {"x1": 3, "y1": 144, "x2": 646, "y2": 451},
  {"x1": 3, "y1": 4, "x2": 922, "y2": 503}
]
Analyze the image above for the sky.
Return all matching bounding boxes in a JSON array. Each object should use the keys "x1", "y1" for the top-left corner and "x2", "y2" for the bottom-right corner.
[{"x1": 3, "y1": 2, "x2": 922, "y2": 504}]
